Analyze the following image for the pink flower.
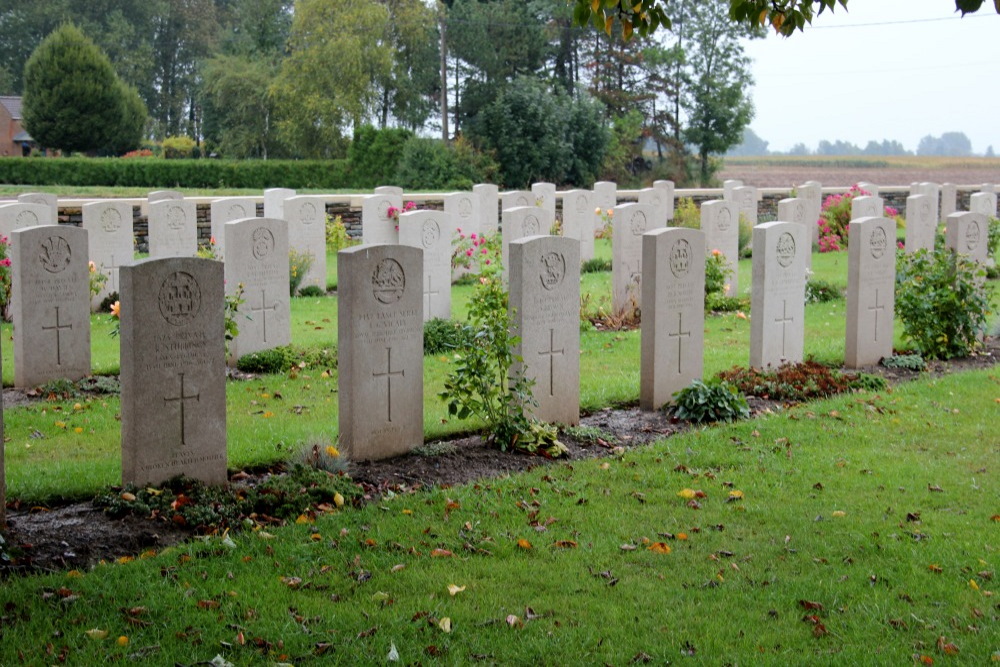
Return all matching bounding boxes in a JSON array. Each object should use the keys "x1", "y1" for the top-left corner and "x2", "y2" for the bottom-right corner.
[
  {"x1": 0, "y1": 258, "x2": 11, "y2": 267},
  {"x1": 480, "y1": 248, "x2": 488, "y2": 255},
  {"x1": 484, "y1": 259, "x2": 491, "y2": 265},
  {"x1": 470, "y1": 233, "x2": 477, "y2": 240},
  {"x1": 466, "y1": 249, "x2": 473, "y2": 257},
  {"x1": 460, "y1": 234, "x2": 466, "y2": 240},
  {"x1": 209, "y1": 236, "x2": 217, "y2": 245},
  {"x1": 403, "y1": 201, "x2": 416, "y2": 211},
  {"x1": 456, "y1": 227, "x2": 462, "y2": 233},
  {"x1": 885, "y1": 206, "x2": 899, "y2": 217}
]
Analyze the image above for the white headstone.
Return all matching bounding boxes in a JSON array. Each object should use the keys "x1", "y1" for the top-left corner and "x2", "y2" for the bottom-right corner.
[
  {"x1": 263, "y1": 188, "x2": 295, "y2": 219},
  {"x1": 374, "y1": 186, "x2": 403, "y2": 197},
  {"x1": 640, "y1": 227, "x2": 705, "y2": 410},
  {"x1": 224, "y1": 217, "x2": 291, "y2": 361},
  {"x1": 612, "y1": 203, "x2": 653, "y2": 315},
  {"x1": 653, "y1": 180, "x2": 676, "y2": 220},
  {"x1": 970, "y1": 192, "x2": 997, "y2": 218},
  {"x1": 750, "y1": 221, "x2": 807, "y2": 369},
  {"x1": 940, "y1": 183, "x2": 957, "y2": 222},
  {"x1": 17, "y1": 193, "x2": 58, "y2": 225},
  {"x1": 501, "y1": 190, "x2": 533, "y2": 212},
  {"x1": 509, "y1": 235, "x2": 580, "y2": 426},
  {"x1": 857, "y1": 182, "x2": 879, "y2": 197},
  {"x1": 846, "y1": 217, "x2": 896, "y2": 368},
  {"x1": 443, "y1": 192, "x2": 478, "y2": 280},
  {"x1": 148, "y1": 190, "x2": 183, "y2": 203},
  {"x1": 593, "y1": 181, "x2": 617, "y2": 213},
  {"x1": 904, "y1": 194, "x2": 935, "y2": 254},
  {"x1": 638, "y1": 188, "x2": 669, "y2": 228},
  {"x1": 210, "y1": 198, "x2": 258, "y2": 259},
  {"x1": 0, "y1": 203, "x2": 56, "y2": 256},
  {"x1": 501, "y1": 206, "x2": 551, "y2": 279},
  {"x1": 945, "y1": 212, "x2": 989, "y2": 264},
  {"x1": 82, "y1": 200, "x2": 134, "y2": 308},
  {"x1": 148, "y1": 200, "x2": 198, "y2": 258},
  {"x1": 398, "y1": 210, "x2": 453, "y2": 321},
  {"x1": 851, "y1": 195, "x2": 883, "y2": 220},
  {"x1": 797, "y1": 181, "x2": 823, "y2": 246},
  {"x1": 732, "y1": 185, "x2": 758, "y2": 225},
  {"x1": 284, "y1": 195, "x2": 327, "y2": 291},
  {"x1": 560, "y1": 189, "x2": 596, "y2": 262},
  {"x1": 777, "y1": 197, "x2": 813, "y2": 269},
  {"x1": 531, "y1": 182, "x2": 556, "y2": 221},
  {"x1": 700, "y1": 200, "x2": 739, "y2": 297},
  {"x1": 361, "y1": 193, "x2": 402, "y2": 245},
  {"x1": 723, "y1": 180, "x2": 743, "y2": 201},
  {"x1": 473, "y1": 184, "x2": 499, "y2": 236}
]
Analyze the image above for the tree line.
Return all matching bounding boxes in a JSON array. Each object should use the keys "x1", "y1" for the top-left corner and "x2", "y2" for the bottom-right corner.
[
  {"x1": 3, "y1": 0, "x2": 765, "y2": 187},
  {"x1": 727, "y1": 128, "x2": 990, "y2": 157}
]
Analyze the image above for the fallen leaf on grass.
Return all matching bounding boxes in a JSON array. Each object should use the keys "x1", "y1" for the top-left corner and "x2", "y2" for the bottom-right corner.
[
  {"x1": 969, "y1": 579, "x2": 980, "y2": 591},
  {"x1": 517, "y1": 539, "x2": 533, "y2": 550},
  {"x1": 928, "y1": 564, "x2": 943, "y2": 573},
  {"x1": 798, "y1": 600, "x2": 824, "y2": 611},
  {"x1": 430, "y1": 549, "x2": 455, "y2": 558},
  {"x1": 936, "y1": 637, "x2": 959, "y2": 655},
  {"x1": 506, "y1": 614, "x2": 523, "y2": 628},
  {"x1": 85, "y1": 629, "x2": 108, "y2": 640},
  {"x1": 552, "y1": 540, "x2": 578, "y2": 549},
  {"x1": 620, "y1": 544, "x2": 637, "y2": 551},
  {"x1": 727, "y1": 490, "x2": 744, "y2": 502},
  {"x1": 197, "y1": 599, "x2": 221, "y2": 609},
  {"x1": 831, "y1": 511, "x2": 846, "y2": 518},
  {"x1": 391, "y1": 564, "x2": 406, "y2": 573},
  {"x1": 648, "y1": 542, "x2": 672, "y2": 554},
  {"x1": 928, "y1": 484, "x2": 944, "y2": 493},
  {"x1": 447, "y1": 585, "x2": 466, "y2": 596},
  {"x1": 438, "y1": 617, "x2": 452, "y2": 633}
]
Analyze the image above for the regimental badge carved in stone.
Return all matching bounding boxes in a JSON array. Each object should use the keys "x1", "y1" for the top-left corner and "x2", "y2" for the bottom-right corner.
[
  {"x1": 101, "y1": 207, "x2": 122, "y2": 233},
  {"x1": 776, "y1": 232, "x2": 796, "y2": 268},
  {"x1": 523, "y1": 215, "x2": 540, "y2": 235},
  {"x1": 158, "y1": 271, "x2": 202, "y2": 325},
  {"x1": 515, "y1": 195, "x2": 529, "y2": 206},
  {"x1": 300, "y1": 202, "x2": 318, "y2": 225},
  {"x1": 228, "y1": 203, "x2": 248, "y2": 219},
  {"x1": 377, "y1": 199, "x2": 392, "y2": 221},
  {"x1": 252, "y1": 227, "x2": 275, "y2": 260},
  {"x1": 629, "y1": 211, "x2": 647, "y2": 235},
  {"x1": 421, "y1": 219, "x2": 441, "y2": 248},
  {"x1": 869, "y1": 226, "x2": 888, "y2": 259},
  {"x1": 372, "y1": 258, "x2": 405, "y2": 304},
  {"x1": 716, "y1": 207, "x2": 732, "y2": 232},
  {"x1": 166, "y1": 205, "x2": 186, "y2": 230},
  {"x1": 669, "y1": 239, "x2": 692, "y2": 278},
  {"x1": 458, "y1": 197, "x2": 473, "y2": 219},
  {"x1": 15, "y1": 210, "x2": 38, "y2": 228},
  {"x1": 38, "y1": 235, "x2": 72, "y2": 273},
  {"x1": 966, "y1": 220, "x2": 981, "y2": 251},
  {"x1": 539, "y1": 252, "x2": 566, "y2": 291}
]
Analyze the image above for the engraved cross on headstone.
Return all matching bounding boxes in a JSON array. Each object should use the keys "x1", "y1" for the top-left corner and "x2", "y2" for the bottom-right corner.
[
  {"x1": 668, "y1": 312, "x2": 691, "y2": 374},
  {"x1": 423, "y1": 274, "x2": 440, "y2": 315},
  {"x1": 164, "y1": 372, "x2": 200, "y2": 448},
  {"x1": 373, "y1": 347, "x2": 404, "y2": 422},
  {"x1": 774, "y1": 300, "x2": 794, "y2": 358},
  {"x1": 868, "y1": 288, "x2": 885, "y2": 342},
  {"x1": 104, "y1": 253, "x2": 122, "y2": 292},
  {"x1": 41, "y1": 306, "x2": 73, "y2": 366},
  {"x1": 538, "y1": 329, "x2": 564, "y2": 397},
  {"x1": 249, "y1": 288, "x2": 278, "y2": 343}
]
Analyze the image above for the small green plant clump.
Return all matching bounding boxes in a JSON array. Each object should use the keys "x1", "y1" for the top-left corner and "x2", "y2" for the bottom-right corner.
[
  {"x1": 704, "y1": 250, "x2": 746, "y2": 312},
  {"x1": 881, "y1": 354, "x2": 926, "y2": 371},
  {"x1": 717, "y1": 360, "x2": 883, "y2": 402},
  {"x1": 236, "y1": 344, "x2": 336, "y2": 374},
  {"x1": 412, "y1": 441, "x2": 460, "y2": 457},
  {"x1": 562, "y1": 425, "x2": 617, "y2": 447},
  {"x1": 895, "y1": 246, "x2": 992, "y2": 359},
  {"x1": 424, "y1": 317, "x2": 473, "y2": 356},
  {"x1": 805, "y1": 277, "x2": 843, "y2": 303},
  {"x1": 296, "y1": 440, "x2": 349, "y2": 474},
  {"x1": 288, "y1": 248, "x2": 315, "y2": 296},
  {"x1": 670, "y1": 379, "x2": 750, "y2": 424},
  {"x1": 297, "y1": 285, "x2": 325, "y2": 297},
  {"x1": 581, "y1": 257, "x2": 612, "y2": 273},
  {"x1": 326, "y1": 214, "x2": 357, "y2": 253}
]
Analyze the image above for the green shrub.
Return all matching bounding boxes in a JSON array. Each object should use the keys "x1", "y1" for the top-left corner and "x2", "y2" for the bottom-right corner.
[
  {"x1": 162, "y1": 135, "x2": 197, "y2": 159},
  {"x1": 424, "y1": 318, "x2": 472, "y2": 356},
  {"x1": 805, "y1": 277, "x2": 843, "y2": 303},
  {"x1": 671, "y1": 197, "x2": 700, "y2": 229},
  {"x1": 395, "y1": 137, "x2": 472, "y2": 190},
  {"x1": 348, "y1": 124, "x2": 412, "y2": 189},
  {"x1": 737, "y1": 213, "x2": 753, "y2": 258},
  {"x1": 581, "y1": 257, "x2": 612, "y2": 273},
  {"x1": 717, "y1": 361, "x2": 870, "y2": 402},
  {"x1": 848, "y1": 373, "x2": 888, "y2": 392},
  {"x1": 881, "y1": 354, "x2": 926, "y2": 371},
  {"x1": 895, "y1": 246, "x2": 992, "y2": 359},
  {"x1": 288, "y1": 248, "x2": 314, "y2": 296},
  {"x1": 326, "y1": 215, "x2": 356, "y2": 253},
  {"x1": 236, "y1": 345, "x2": 336, "y2": 374},
  {"x1": 705, "y1": 250, "x2": 732, "y2": 300},
  {"x1": 297, "y1": 285, "x2": 325, "y2": 297},
  {"x1": 670, "y1": 379, "x2": 750, "y2": 423}
]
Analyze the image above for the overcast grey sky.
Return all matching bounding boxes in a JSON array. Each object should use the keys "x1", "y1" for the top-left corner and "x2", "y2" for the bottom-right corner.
[{"x1": 741, "y1": 0, "x2": 1000, "y2": 154}]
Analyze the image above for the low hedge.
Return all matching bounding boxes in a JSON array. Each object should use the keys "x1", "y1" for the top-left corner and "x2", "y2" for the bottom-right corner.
[{"x1": 0, "y1": 157, "x2": 353, "y2": 189}]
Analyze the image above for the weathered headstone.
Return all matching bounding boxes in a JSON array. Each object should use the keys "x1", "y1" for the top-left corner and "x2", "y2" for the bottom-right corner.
[
  {"x1": 224, "y1": 217, "x2": 291, "y2": 361},
  {"x1": 560, "y1": 189, "x2": 596, "y2": 262},
  {"x1": 851, "y1": 195, "x2": 883, "y2": 220},
  {"x1": 750, "y1": 221, "x2": 807, "y2": 369},
  {"x1": 653, "y1": 180, "x2": 676, "y2": 221},
  {"x1": 797, "y1": 181, "x2": 823, "y2": 246},
  {"x1": 501, "y1": 205, "x2": 551, "y2": 279},
  {"x1": 361, "y1": 193, "x2": 401, "y2": 245},
  {"x1": 857, "y1": 181, "x2": 879, "y2": 197},
  {"x1": 940, "y1": 183, "x2": 958, "y2": 222},
  {"x1": 531, "y1": 182, "x2": 556, "y2": 221},
  {"x1": 374, "y1": 185, "x2": 403, "y2": 197},
  {"x1": 82, "y1": 200, "x2": 134, "y2": 308},
  {"x1": 501, "y1": 190, "x2": 534, "y2": 212},
  {"x1": 284, "y1": 195, "x2": 327, "y2": 291},
  {"x1": 12, "y1": 225, "x2": 91, "y2": 388},
  {"x1": 148, "y1": 199, "x2": 198, "y2": 258},
  {"x1": 263, "y1": 188, "x2": 295, "y2": 219},
  {"x1": 722, "y1": 180, "x2": 743, "y2": 201},
  {"x1": 148, "y1": 190, "x2": 183, "y2": 203},
  {"x1": 733, "y1": 185, "x2": 758, "y2": 225},
  {"x1": 0, "y1": 203, "x2": 55, "y2": 256},
  {"x1": 777, "y1": 197, "x2": 813, "y2": 269},
  {"x1": 700, "y1": 200, "x2": 739, "y2": 297},
  {"x1": 593, "y1": 181, "x2": 617, "y2": 213},
  {"x1": 509, "y1": 235, "x2": 580, "y2": 426},
  {"x1": 17, "y1": 193, "x2": 58, "y2": 225},
  {"x1": 612, "y1": 203, "x2": 652, "y2": 315},
  {"x1": 210, "y1": 197, "x2": 258, "y2": 259},
  {"x1": 904, "y1": 194, "x2": 936, "y2": 254},
  {"x1": 640, "y1": 227, "x2": 705, "y2": 410},
  {"x1": 846, "y1": 216, "x2": 896, "y2": 368},
  {"x1": 945, "y1": 211, "x2": 989, "y2": 264},
  {"x1": 970, "y1": 192, "x2": 998, "y2": 218},
  {"x1": 120, "y1": 257, "x2": 226, "y2": 485},
  {"x1": 337, "y1": 244, "x2": 423, "y2": 460},
  {"x1": 914, "y1": 182, "x2": 941, "y2": 222},
  {"x1": 638, "y1": 188, "x2": 669, "y2": 228},
  {"x1": 398, "y1": 210, "x2": 453, "y2": 321},
  {"x1": 473, "y1": 183, "x2": 499, "y2": 235},
  {"x1": 982, "y1": 183, "x2": 997, "y2": 194}
]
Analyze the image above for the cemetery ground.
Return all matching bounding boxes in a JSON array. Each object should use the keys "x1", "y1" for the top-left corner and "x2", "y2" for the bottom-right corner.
[{"x1": 1, "y1": 244, "x2": 999, "y2": 663}]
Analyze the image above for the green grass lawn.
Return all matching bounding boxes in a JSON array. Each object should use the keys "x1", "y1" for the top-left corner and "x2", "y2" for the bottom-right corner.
[
  {"x1": 3, "y1": 244, "x2": 998, "y2": 504},
  {"x1": 0, "y1": 368, "x2": 997, "y2": 664}
]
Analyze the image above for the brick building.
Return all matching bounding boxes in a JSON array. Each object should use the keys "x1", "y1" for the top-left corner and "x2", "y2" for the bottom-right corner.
[{"x1": 0, "y1": 96, "x2": 32, "y2": 157}]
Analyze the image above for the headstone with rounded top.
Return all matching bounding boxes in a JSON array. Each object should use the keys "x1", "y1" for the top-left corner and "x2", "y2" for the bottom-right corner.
[
  {"x1": 443, "y1": 192, "x2": 478, "y2": 280},
  {"x1": 210, "y1": 198, "x2": 258, "y2": 259},
  {"x1": 17, "y1": 193, "x2": 58, "y2": 225},
  {"x1": 83, "y1": 200, "x2": 134, "y2": 309},
  {"x1": 0, "y1": 202, "x2": 55, "y2": 254},
  {"x1": 560, "y1": 189, "x2": 595, "y2": 262},
  {"x1": 638, "y1": 188, "x2": 669, "y2": 228},
  {"x1": 797, "y1": 181, "x2": 823, "y2": 245},
  {"x1": 361, "y1": 193, "x2": 402, "y2": 245},
  {"x1": 531, "y1": 182, "x2": 556, "y2": 221},
  {"x1": 501, "y1": 190, "x2": 534, "y2": 213},
  {"x1": 857, "y1": 182, "x2": 879, "y2": 197},
  {"x1": 722, "y1": 180, "x2": 743, "y2": 201},
  {"x1": 945, "y1": 211, "x2": 989, "y2": 265},
  {"x1": 653, "y1": 180, "x2": 676, "y2": 220},
  {"x1": 223, "y1": 217, "x2": 291, "y2": 361},
  {"x1": 12, "y1": 225, "x2": 91, "y2": 388},
  {"x1": 338, "y1": 244, "x2": 423, "y2": 461},
  {"x1": 284, "y1": 195, "x2": 327, "y2": 291},
  {"x1": 612, "y1": 203, "x2": 653, "y2": 315},
  {"x1": 593, "y1": 181, "x2": 617, "y2": 213},
  {"x1": 777, "y1": 197, "x2": 813, "y2": 269},
  {"x1": 398, "y1": 210, "x2": 453, "y2": 321},
  {"x1": 148, "y1": 190, "x2": 183, "y2": 203},
  {"x1": 120, "y1": 257, "x2": 226, "y2": 485},
  {"x1": 750, "y1": 221, "x2": 806, "y2": 369},
  {"x1": 375, "y1": 185, "x2": 403, "y2": 197},
  {"x1": 913, "y1": 182, "x2": 941, "y2": 222},
  {"x1": 732, "y1": 185, "x2": 758, "y2": 225},
  {"x1": 473, "y1": 184, "x2": 499, "y2": 235},
  {"x1": 851, "y1": 195, "x2": 883, "y2": 220},
  {"x1": 501, "y1": 205, "x2": 551, "y2": 280},
  {"x1": 640, "y1": 227, "x2": 705, "y2": 410},
  {"x1": 509, "y1": 235, "x2": 580, "y2": 426},
  {"x1": 148, "y1": 199, "x2": 197, "y2": 258},
  {"x1": 700, "y1": 200, "x2": 739, "y2": 297},
  {"x1": 904, "y1": 194, "x2": 935, "y2": 254},
  {"x1": 970, "y1": 192, "x2": 997, "y2": 218},
  {"x1": 846, "y1": 216, "x2": 896, "y2": 368},
  {"x1": 940, "y1": 183, "x2": 957, "y2": 222},
  {"x1": 263, "y1": 188, "x2": 295, "y2": 219}
]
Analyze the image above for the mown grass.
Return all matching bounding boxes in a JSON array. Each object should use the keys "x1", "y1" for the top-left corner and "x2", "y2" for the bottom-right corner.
[
  {"x1": 0, "y1": 369, "x2": 997, "y2": 664},
  {"x1": 3, "y1": 244, "x2": 998, "y2": 504}
]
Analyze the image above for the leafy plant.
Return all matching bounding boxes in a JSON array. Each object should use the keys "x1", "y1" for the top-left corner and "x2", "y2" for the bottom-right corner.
[
  {"x1": 424, "y1": 317, "x2": 472, "y2": 356},
  {"x1": 296, "y1": 440, "x2": 349, "y2": 475},
  {"x1": 881, "y1": 354, "x2": 926, "y2": 371},
  {"x1": 326, "y1": 214, "x2": 357, "y2": 253},
  {"x1": 848, "y1": 373, "x2": 888, "y2": 392},
  {"x1": 987, "y1": 216, "x2": 1000, "y2": 260},
  {"x1": 288, "y1": 248, "x2": 314, "y2": 296},
  {"x1": 737, "y1": 213, "x2": 753, "y2": 258},
  {"x1": 805, "y1": 277, "x2": 843, "y2": 303},
  {"x1": 895, "y1": 246, "x2": 992, "y2": 359},
  {"x1": 671, "y1": 197, "x2": 700, "y2": 229},
  {"x1": 0, "y1": 234, "x2": 10, "y2": 312},
  {"x1": 87, "y1": 260, "x2": 108, "y2": 299},
  {"x1": 705, "y1": 249, "x2": 732, "y2": 299},
  {"x1": 236, "y1": 344, "x2": 336, "y2": 374},
  {"x1": 581, "y1": 257, "x2": 612, "y2": 273},
  {"x1": 224, "y1": 281, "x2": 246, "y2": 351},
  {"x1": 670, "y1": 379, "x2": 750, "y2": 423},
  {"x1": 817, "y1": 184, "x2": 898, "y2": 252},
  {"x1": 718, "y1": 361, "x2": 875, "y2": 402},
  {"x1": 412, "y1": 441, "x2": 460, "y2": 457},
  {"x1": 297, "y1": 285, "x2": 325, "y2": 297},
  {"x1": 562, "y1": 425, "x2": 617, "y2": 446}
]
